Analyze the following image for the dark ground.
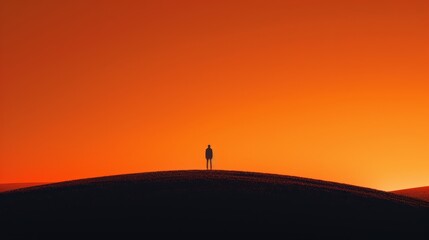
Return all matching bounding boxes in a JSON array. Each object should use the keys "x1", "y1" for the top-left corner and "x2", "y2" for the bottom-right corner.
[{"x1": 1, "y1": 170, "x2": 428, "y2": 237}]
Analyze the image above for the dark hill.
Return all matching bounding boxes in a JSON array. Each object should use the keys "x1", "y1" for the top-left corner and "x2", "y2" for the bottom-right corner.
[
  {"x1": 1, "y1": 170, "x2": 428, "y2": 237},
  {"x1": 392, "y1": 186, "x2": 429, "y2": 202},
  {"x1": 0, "y1": 183, "x2": 48, "y2": 192}
]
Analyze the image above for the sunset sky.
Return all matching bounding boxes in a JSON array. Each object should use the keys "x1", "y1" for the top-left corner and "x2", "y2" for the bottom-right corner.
[{"x1": 1, "y1": 0, "x2": 428, "y2": 191}]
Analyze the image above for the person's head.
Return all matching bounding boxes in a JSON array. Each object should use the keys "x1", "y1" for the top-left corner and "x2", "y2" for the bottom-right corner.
[{"x1": 208, "y1": 144, "x2": 211, "y2": 148}]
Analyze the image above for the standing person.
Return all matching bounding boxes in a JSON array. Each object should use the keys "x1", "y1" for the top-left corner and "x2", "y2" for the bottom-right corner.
[{"x1": 205, "y1": 145, "x2": 213, "y2": 170}]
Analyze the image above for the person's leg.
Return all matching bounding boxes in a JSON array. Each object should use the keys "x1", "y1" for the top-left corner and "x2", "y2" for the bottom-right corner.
[
  {"x1": 210, "y1": 159, "x2": 212, "y2": 170},
  {"x1": 206, "y1": 159, "x2": 208, "y2": 170}
]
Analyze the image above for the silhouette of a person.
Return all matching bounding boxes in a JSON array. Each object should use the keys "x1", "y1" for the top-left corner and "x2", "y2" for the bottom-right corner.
[{"x1": 205, "y1": 145, "x2": 213, "y2": 170}]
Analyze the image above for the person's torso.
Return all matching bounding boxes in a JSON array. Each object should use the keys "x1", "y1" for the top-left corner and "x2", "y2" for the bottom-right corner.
[{"x1": 206, "y1": 148, "x2": 212, "y2": 158}]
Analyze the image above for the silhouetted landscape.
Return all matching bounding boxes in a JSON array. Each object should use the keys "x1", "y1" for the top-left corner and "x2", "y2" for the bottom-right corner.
[
  {"x1": 1, "y1": 170, "x2": 428, "y2": 236},
  {"x1": 0, "y1": 183, "x2": 48, "y2": 193},
  {"x1": 392, "y1": 186, "x2": 429, "y2": 202}
]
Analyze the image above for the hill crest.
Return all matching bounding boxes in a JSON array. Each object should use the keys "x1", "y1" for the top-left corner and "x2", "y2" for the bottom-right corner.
[{"x1": 1, "y1": 170, "x2": 428, "y2": 234}]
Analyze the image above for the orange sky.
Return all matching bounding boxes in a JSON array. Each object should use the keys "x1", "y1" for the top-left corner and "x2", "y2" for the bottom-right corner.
[{"x1": 1, "y1": 0, "x2": 428, "y2": 191}]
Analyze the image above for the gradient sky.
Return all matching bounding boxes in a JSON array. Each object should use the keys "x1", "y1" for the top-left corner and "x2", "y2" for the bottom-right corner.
[{"x1": 1, "y1": 0, "x2": 428, "y2": 190}]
